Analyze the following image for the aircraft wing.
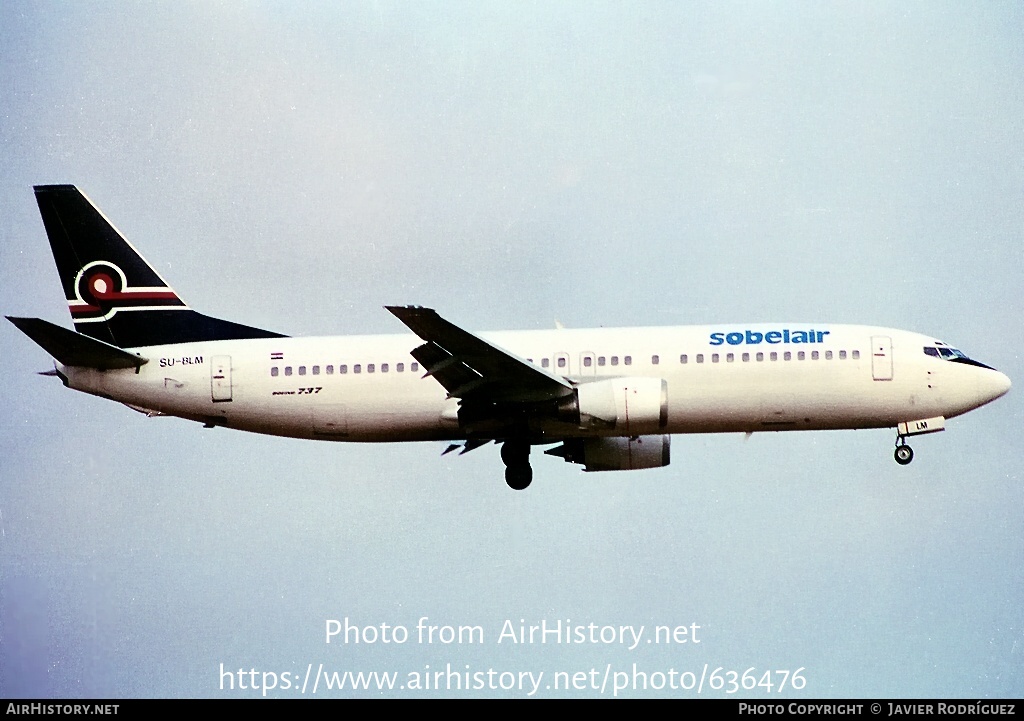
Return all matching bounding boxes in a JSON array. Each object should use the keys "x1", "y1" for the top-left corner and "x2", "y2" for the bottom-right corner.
[{"x1": 386, "y1": 306, "x2": 573, "y2": 403}]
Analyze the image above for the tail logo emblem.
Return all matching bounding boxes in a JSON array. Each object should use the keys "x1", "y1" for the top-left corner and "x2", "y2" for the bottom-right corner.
[{"x1": 69, "y1": 261, "x2": 185, "y2": 322}]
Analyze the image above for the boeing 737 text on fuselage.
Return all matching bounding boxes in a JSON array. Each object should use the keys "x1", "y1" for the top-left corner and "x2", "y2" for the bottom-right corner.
[{"x1": 8, "y1": 186, "x2": 1011, "y2": 489}]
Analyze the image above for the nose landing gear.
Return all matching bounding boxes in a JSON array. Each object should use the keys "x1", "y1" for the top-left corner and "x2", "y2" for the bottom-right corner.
[
  {"x1": 894, "y1": 438, "x2": 914, "y2": 465},
  {"x1": 501, "y1": 440, "x2": 533, "y2": 490},
  {"x1": 892, "y1": 416, "x2": 945, "y2": 465}
]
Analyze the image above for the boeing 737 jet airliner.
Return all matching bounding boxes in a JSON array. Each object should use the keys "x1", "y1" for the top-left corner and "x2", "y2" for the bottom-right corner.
[{"x1": 8, "y1": 186, "x2": 1012, "y2": 489}]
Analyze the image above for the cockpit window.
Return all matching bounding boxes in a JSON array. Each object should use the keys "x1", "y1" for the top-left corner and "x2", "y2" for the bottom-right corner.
[
  {"x1": 924, "y1": 345, "x2": 995, "y2": 370},
  {"x1": 925, "y1": 346, "x2": 968, "y2": 360}
]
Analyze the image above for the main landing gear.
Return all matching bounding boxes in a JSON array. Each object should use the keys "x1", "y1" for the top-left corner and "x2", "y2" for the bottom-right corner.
[
  {"x1": 501, "y1": 441, "x2": 533, "y2": 490},
  {"x1": 894, "y1": 437, "x2": 914, "y2": 465}
]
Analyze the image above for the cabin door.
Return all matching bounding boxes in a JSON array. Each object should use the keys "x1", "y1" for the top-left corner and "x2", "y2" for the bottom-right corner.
[
  {"x1": 870, "y1": 336, "x2": 893, "y2": 381},
  {"x1": 211, "y1": 355, "x2": 233, "y2": 402}
]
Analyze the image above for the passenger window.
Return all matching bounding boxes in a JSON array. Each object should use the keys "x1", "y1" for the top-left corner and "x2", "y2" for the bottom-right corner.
[
  {"x1": 285, "y1": 366, "x2": 293, "y2": 376},
  {"x1": 411, "y1": 363, "x2": 419, "y2": 372},
  {"x1": 326, "y1": 365, "x2": 334, "y2": 374},
  {"x1": 839, "y1": 351, "x2": 847, "y2": 360},
  {"x1": 852, "y1": 350, "x2": 860, "y2": 360},
  {"x1": 382, "y1": 363, "x2": 389, "y2": 373},
  {"x1": 271, "y1": 367, "x2": 279, "y2": 377},
  {"x1": 811, "y1": 351, "x2": 818, "y2": 360},
  {"x1": 598, "y1": 356, "x2": 606, "y2": 366},
  {"x1": 583, "y1": 356, "x2": 593, "y2": 367},
  {"x1": 340, "y1": 364, "x2": 348, "y2": 374},
  {"x1": 354, "y1": 364, "x2": 361, "y2": 374},
  {"x1": 368, "y1": 364, "x2": 375, "y2": 373},
  {"x1": 783, "y1": 352, "x2": 791, "y2": 361},
  {"x1": 797, "y1": 352, "x2": 805, "y2": 361},
  {"x1": 312, "y1": 365, "x2": 320, "y2": 375},
  {"x1": 825, "y1": 351, "x2": 833, "y2": 360},
  {"x1": 624, "y1": 356, "x2": 632, "y2": 366},
  {"x1": 712, "y1": 354, "x2": 719, "y2": 363},
  {"x1": 770, "y1": 352, "x2": 778, "y2": 361},
  {"x1": 742, "y1": 353, "x2": 750, "y2": 362},
  {"x1": 680, "y1": 354, "x2": 688, "y2": 364},
  {"x1": 542, "y1": 358, "x2": 550, "y2": 368},
  {"x1": 397, "y1": 363, "x2": 405, "y2": 372},
  {"x1": 299, "y1": 366, "x2": 307, "y2": 376},
  {"x1": 611, "y1": 356, "x2": 619, "y2": 366},
  {"x1": 726, "y1": 353, "x2": 734, "y2": 363},
  {"x1": 557, "y1": 357, "x2": 566, "y2": 369},
  {"x1": 696, "y1": 354, "x2": 704, "y2": 364},
  {"x1": 651, "y1": 355, "x2": 659, "y2": 365},
  {"x1": 756, "y1": 352, "x2": 764, "y2": 362}
]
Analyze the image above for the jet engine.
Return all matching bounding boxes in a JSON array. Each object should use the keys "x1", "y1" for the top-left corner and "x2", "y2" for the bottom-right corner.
[
  {"x1": 557, "y1": 377, "x2": 668, "y2": 434},
  {"x1": 546, "y1": 435, "x2": 671, "y2": 472}
]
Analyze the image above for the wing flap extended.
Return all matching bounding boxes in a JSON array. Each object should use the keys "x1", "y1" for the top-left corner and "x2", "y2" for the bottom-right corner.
[
  {"x1": 7, "y1": 316, "x2": 148, "y2": 370},
  {"x1": 387, "y1": 306, "x2": 572, "y2": 403},
  {"x1": 409, "y1": 341, "x2": 487, "y2": 395}
]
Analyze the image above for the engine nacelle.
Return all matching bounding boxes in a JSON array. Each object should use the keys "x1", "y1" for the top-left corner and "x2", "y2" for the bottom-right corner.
[
  {"x1": 564, "y1": 376, "x2": 668, "y2": 434},
  {"x1": 546, "y1": 435, "x2": 671, "y2": 472}
]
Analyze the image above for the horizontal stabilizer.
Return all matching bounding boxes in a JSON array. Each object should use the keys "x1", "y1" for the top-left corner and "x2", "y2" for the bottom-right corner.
[{"x1": 6, "y1": 316, "x2": 148, "y2": 370}]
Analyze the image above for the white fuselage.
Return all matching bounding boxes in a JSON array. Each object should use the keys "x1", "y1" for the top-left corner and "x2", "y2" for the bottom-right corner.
[{"x1": 58, "y1": 323, "x2": 1011, "y2": 444}]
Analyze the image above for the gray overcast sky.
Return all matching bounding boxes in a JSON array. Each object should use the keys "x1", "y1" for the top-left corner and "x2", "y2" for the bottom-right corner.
[{"x1": 1, "y1": 1, "x2": 1022, "y2": 698}]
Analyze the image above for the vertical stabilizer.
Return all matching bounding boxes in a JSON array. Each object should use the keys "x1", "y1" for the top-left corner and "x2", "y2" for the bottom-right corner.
[{"x1": 33, "y1": 185, "x2": 285, "y2": 348}]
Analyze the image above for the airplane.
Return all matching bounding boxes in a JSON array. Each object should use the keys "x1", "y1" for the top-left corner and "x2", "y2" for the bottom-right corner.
[{"x1": 8, "y1": 185, "x2": 1012, "y2": 490}]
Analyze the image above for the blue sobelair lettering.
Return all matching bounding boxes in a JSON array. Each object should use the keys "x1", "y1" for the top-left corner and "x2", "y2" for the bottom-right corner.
[{"x1": 709, "y1": 329, "x2": 830, "y2": 346}]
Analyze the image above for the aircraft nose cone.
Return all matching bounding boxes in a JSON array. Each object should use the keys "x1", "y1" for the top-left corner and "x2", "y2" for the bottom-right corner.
[{"x1": 981, "y1": 370, "x2": 1011, "y2": 403}]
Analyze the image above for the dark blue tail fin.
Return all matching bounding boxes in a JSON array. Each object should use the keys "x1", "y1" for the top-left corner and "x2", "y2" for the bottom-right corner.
[{"x1": 34, "y1": 185, "x2": 286, "y2": 348}]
